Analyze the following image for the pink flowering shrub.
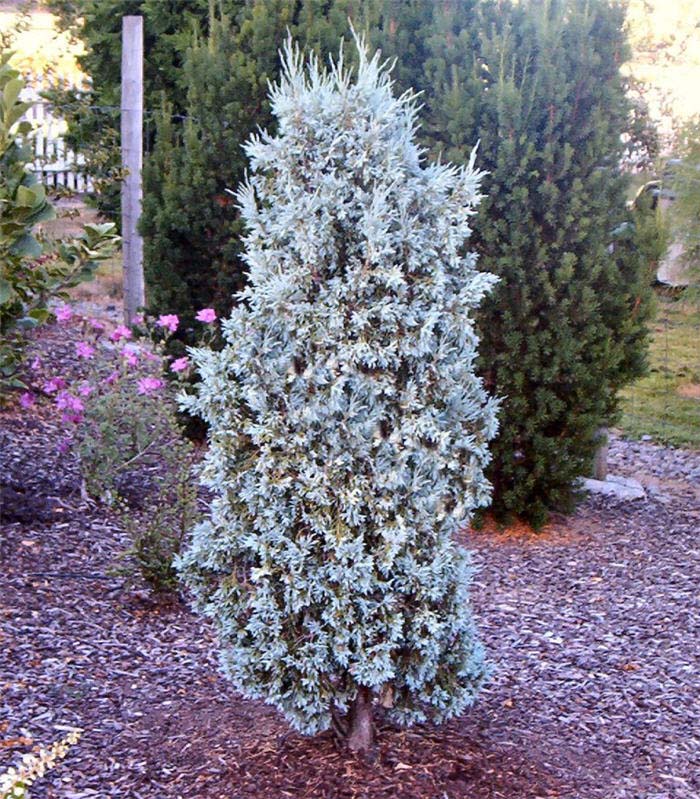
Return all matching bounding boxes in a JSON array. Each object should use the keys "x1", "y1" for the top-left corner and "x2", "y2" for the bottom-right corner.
[
  {"x1": 75, "y1": 342, "x2": 95, "y2": 359},
  {"x1": 195, "y1": 308, "x2": 216, "y2": 323},
  {"x1": 156, "y1": 314, "x2": 179, "y2": 333},
  {"x1": 32, "y1": 306, "x2": 215, "y2": 592}
]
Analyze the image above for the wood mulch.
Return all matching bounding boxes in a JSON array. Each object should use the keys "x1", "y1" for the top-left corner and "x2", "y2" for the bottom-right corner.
[{"x1": 1, "y1": 314, "x2": 699, "y2": 799}]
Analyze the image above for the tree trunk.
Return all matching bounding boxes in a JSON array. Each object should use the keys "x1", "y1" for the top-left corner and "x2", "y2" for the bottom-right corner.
[{"x1": 346, "y1": 686, "x2": 374, "y2": 754}]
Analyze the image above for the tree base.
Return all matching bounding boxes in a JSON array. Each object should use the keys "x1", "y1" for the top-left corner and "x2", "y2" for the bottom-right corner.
[{"x1": 332, "y1": 686, "x2": 375, "y2": 755}]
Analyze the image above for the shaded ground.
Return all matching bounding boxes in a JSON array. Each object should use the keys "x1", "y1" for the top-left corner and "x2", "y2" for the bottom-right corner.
[{"x1": 1, "y1": 319, "x2": 699, "y2": 799}]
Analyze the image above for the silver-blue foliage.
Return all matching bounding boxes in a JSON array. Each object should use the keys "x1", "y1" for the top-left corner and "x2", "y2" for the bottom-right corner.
[{"x1": 177, "y1": 36, "x2": 499, "y2": 735}]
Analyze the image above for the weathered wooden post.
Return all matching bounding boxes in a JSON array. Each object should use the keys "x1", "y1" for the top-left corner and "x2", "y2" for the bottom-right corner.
[
  {"x1": 121, "y1": 15, "x2": 145, "y2": 323},
  {"x1": 592, "y1": 426, "x2": 609, "y2": 481}
]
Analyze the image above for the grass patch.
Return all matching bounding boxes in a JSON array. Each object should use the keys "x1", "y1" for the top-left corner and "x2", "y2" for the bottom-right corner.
[{"x1": 619, "y1": 293, "x2": 700, "y2": 449}]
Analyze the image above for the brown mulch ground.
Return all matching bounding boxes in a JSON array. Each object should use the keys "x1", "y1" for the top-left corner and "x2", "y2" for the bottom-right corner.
[{"x1": 1, "y1": 317, "x2": 699, "y2": 799}]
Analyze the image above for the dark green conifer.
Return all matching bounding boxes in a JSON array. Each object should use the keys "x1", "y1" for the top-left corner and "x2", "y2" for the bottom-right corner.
[
  {"x1": 382, "y1": 0, "x2": 653, "y2": 526},
  {"x1": 141, "y1": 0, "x2": 382, "y2": 322},
  {"x1": 141, "y1": 7, "x2": 280, "y2": 322}
]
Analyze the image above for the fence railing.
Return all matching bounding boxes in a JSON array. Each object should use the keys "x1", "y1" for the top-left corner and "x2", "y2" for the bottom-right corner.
[{"x1": 21, "y1": 86, "x2": 94, "y2": 193}]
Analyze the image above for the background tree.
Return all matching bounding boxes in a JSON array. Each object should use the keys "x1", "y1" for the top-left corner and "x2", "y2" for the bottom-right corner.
[
  {"x1": 669, "y1": 117, "x2": 700, "y2": 286},
  {"x1": 379, "y1": 0, "x2": 653, "y2": 526},
  {"x1": 141, "y1": 0, "x2": 382, "y2": 324},
  {"x1": 47, "y1": 0, "x2": 236, "y2": 112},
  {"x1": 177, "y1": 38, "x2": 497, "y2": 752},
  {"x1": 140, "y1": 8, "x2": 274, "y2": 324},
  {"x1": 44, "y1": 1, "x2": 245, "y2": 223},
  {"x1": 475, "y1": 0, "x2": 652, "y2": 526}
]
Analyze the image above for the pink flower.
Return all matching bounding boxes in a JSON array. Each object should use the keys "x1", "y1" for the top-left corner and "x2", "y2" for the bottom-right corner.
[
  {"x1": 19, "y1": 392, "x2": 35, "y2": 408},
  {"x1": 195, "y1": 308, "x2": 217, "y2": 323},
  {"x1": 89, "y1": 318, "x2": 106, "y2": 332},
  {"x1": 143, "y1": 351, "x2": 161, "y2": 363},
  {"x1": 132, "y1": 313, "x2": 145, "y2": 325},
  {"x1": 122, "y1": 345, "x2": 140, "y2": 367},
  {"x1": 170, "y1": 356, "x2": 190, "y2": 373},
  {"x1": 55, "y1": 305, "x2": 72, "y2": 323},
  {"x1": 137, "y1": 377, "x2": 165, "y2": 395},
  {"x1": 103, "y1": 370, "x2": 120, "y2": 385},
  {"x1": 57, "y1": 437, "x2": 73, "y2": 454},
  {"x1": 78, "y1": 383, "x2": 94, "y2": 397},
  {"x1": 30, "y1": 356, "x2": 42, "y2": 371},
  {"x1": 56, "y1": 391, "x2": 84, "y2": 413},
  {"x1": 43, "y1": 377, "x2": 67, "y2": 394},
  {"x1": 110, "y1": 324, "x2": 132, "y2": 342},
  {"x1": 156, "y1": 314, "x2": 179, "y2": 333},
  {"x1": 61, "y1": 411, "x2": 83, "y2": 425},
  {"x1": 76, "y1": 341, "x2": 95, "y2": 359}
]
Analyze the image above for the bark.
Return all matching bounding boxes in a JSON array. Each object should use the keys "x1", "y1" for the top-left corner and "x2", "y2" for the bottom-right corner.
[{"x1": 346, "y1": 686, "x2": 375, "y2": 754}]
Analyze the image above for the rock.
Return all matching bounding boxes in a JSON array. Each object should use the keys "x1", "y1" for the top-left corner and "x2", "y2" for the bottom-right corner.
[{"x1": 582, "y1": 475, "x2": 646, "y2": 500}]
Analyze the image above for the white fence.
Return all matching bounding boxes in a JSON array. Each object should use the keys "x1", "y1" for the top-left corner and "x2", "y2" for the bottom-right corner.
[{"x1": 21, "y1": 85, "x2": 94, "y2": 193}]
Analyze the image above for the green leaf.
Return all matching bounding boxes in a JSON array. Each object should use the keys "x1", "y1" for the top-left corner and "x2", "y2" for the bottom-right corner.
[
  {"x1": 0, "y1": 277, "x2": 13, "y2": 304},
  {"x1": 5, "y1": 102, "x2": 32, "y2": 129},
  {"x1": 10, "y1": 234, "x2": 42, "y2": 258},
  {"x1": 84, "y1": 222, "x2": 118, "y2": 237},
  {"x1": 16, "y1": 184, "x2": 40, "y2": 208},
  {"x1": 1, "y1": 376, "x2": 27, "y2": 389},
  {"x1": 3, "y1": 78, "x2": 24, "y2": 110},
  {"x1": 31, "y1": 203, "x2": 56, "y2": 224},
  {"x1": 28, "y1": 307, "x2": 50, "y2": 323}
]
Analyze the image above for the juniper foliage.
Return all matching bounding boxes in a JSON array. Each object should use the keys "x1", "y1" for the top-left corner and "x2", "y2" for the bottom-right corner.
[{"x1": 177, "y1": 39, "x2": 497, "y2": 742}]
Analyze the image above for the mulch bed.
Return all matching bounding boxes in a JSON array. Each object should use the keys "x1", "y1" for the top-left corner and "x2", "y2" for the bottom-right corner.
[{"x1": 1, "y1": 315, "x2": 699, "y2": 799}]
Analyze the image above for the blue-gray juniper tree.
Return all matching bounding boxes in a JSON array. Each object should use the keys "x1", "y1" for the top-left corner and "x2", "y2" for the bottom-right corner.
[{"x1": 177, "y1": 35, "x2": 498, "y2": 753}]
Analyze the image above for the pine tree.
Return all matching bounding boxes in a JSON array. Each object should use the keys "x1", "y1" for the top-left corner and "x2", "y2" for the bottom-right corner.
[
  {"x1": 177, "y1": 37, "x2": 497, "y2": 751},
  {"x1": 382, "y1": 0, "x2": 653, "y2": 526},
  {"x1": 141, "y1": 0, "x2": 383, "y2": 323},
  {"x1": 470, "y1": 0, "x2": 652, "y2": 526}
]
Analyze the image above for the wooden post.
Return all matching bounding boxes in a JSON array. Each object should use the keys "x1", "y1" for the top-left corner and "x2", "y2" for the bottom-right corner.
[
  {"x1": 121, "y1": 15, "x2": 145, "y2": 323},
  {"x1": 592, "y1": 426, "x2": 609, "y2": 481}
]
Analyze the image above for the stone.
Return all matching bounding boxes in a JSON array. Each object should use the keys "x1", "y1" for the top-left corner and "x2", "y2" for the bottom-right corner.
[{"x1": 582, "y1": 474, "x2": 646, "y2": 500}]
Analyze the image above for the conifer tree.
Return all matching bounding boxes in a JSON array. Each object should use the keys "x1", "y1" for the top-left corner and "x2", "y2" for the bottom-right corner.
[
  {"x1": 382, "y1": 0, "x2": 653, "y2": 526},
  {"x1": 141, "y1": 8, "x2": 279, "y2": 322},
  {"x1": 141, "y1": 0, "x2": 382, "y2": 323},
  {"x1": 470, "y1": 0, "x2": 652, "y2": 526},
  {"x1": 177, "y1": 38, "x2": 497, "y2": 751}
]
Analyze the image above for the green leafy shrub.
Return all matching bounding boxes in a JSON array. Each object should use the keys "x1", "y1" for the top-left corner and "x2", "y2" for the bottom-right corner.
[{"x1": 0, "y1": 53, "x2": 117, "y2": 398}]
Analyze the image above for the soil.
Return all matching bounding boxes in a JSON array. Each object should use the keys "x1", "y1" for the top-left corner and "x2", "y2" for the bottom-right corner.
[
  {"x1": 677, "y1": 383, "x2": 700, "y2": 400},
  {"x1": 1, "y1": 315, "x2": 699, "y2": 799}
]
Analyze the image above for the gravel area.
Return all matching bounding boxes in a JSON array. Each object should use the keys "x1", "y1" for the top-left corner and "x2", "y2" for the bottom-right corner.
[{"x1": 1, "y1": 319, "x2": 698, "y2": 799}]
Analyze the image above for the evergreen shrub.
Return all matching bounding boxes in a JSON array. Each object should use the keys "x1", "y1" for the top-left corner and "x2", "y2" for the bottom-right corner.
[
  {"x1": 381, "y1": 0, "x2": 654, "y2": 526},
  {"x1": 177, "y1": 37, "x2": 498, "y2": 750}
]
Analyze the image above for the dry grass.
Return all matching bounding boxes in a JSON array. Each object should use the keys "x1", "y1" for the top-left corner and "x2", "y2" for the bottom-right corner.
[{"x1": 70, "y1": 254, "x2": 123, "y2": 302}]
